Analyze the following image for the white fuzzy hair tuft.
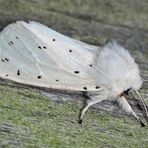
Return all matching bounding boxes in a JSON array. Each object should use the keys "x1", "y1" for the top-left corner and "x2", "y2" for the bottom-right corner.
[{"x1": 96, "y1": 40, "x2": 142, "y2": 95}]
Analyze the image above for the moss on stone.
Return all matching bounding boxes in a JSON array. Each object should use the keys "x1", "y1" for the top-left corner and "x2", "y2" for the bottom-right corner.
[{"x1": 0, "y1": 86, "x2": 147, "y2": 147}]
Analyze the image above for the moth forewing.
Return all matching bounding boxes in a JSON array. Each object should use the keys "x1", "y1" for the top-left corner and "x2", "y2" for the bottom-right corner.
[{"x1": 0, "y1": 21, "x2": 102, "y2": 92}]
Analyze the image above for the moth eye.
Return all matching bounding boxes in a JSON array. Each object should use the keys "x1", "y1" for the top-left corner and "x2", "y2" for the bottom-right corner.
[
  {"x1": 37, "y1": 75, "x2": 41, "y2": 79},
  {"x1": 69, "y1": 50, "x2": 72, "y2": 52},
  {"x1": 89, "y1": 64, "x2": 93, "y2": 67},
  {"x1": 83, "y1": 87, "x2": 87, "y2": 90},
  {"x1": 74, "y1": 71, "x2": 79, "y2": 74},
  {"x1": 52, "y1": 39, "x2": 55, "y2": 41},
  {"x1": 56, "y1": 80, "x2": 59, "y2": 82},
  {"x1": 38, "y1": 46, "x2": 42, "y2": 49},
  {"x1": 17, "y1": 70, "x2": 20, "y2": 76},
  {"x1": 16, "y1": 36, "x2": 19, "y2": 39},
  {"x1": 95, "y1": 86, "x2": 100, "y2": 89},
  {"x1": 5, "y1": 58, "x2": 9, "y2": 62},
  {"x1": 43, "y1": 46, "x2": 46, "y2": 49}
]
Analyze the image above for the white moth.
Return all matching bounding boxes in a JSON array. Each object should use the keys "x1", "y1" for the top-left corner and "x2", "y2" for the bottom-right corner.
[{"x1": 0, "y1": 21, "x2": 147, "y2": 126}]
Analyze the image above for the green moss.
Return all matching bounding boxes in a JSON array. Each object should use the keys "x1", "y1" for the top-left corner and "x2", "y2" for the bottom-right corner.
[
  {"x1": 1, "y1": 0, "x2": 148, "y2": 29},
  {"x1": 0, "y1": 86, "x2": 147, "y2": 147},
  {"x1": 0, "y1": 0, "x2": 148, "y2": 46}
]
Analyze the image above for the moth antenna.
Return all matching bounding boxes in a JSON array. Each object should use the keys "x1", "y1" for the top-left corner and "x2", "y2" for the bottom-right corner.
[{"x1": 130, "y1": 89, "x2": 148, "y2": 119}]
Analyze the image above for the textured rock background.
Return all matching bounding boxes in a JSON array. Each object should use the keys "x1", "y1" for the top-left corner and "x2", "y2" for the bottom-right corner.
[{"x1": 0, "y1": 0, "x2": 148, "y2": 147}]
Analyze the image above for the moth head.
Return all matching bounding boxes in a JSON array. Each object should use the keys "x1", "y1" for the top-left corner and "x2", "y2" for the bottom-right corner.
[
  {"x1": 103, "y1": 40, "x2": 148, "y2": 120},
  {"x1": 96, "y1": 40, "x2": 143, "y2": 95}
]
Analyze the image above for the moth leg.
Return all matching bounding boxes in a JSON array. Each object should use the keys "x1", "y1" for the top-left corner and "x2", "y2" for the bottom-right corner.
[
  {"x1": 78, "y1": 94, "x2": 105, "y2": 124},
  {"x1": 117, "y1": 96, "x2": 145, "y2": 127},
  {"x1": 78, "y1": 100, "x2": 90, "y2": 124}
]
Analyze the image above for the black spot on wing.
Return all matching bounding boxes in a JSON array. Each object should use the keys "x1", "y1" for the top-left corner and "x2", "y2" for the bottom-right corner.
[
  {"x1": 37, "y1": 75, "x2": 41, "y2": 79},
  {"x1": 89, "y1": 64, "x2": 93, "y2": 67},
  {"x1": 5, "y1": 74, "x2": 8, "y2": 77},
  {"x1": 83, "y1": 87, "x2": 87, "y2": 90},
  {"x1": 10, "y1": 41, "x2": 14, "y2": 45},
  {"x1": 95, "y1": 86, "x2": 100, "y2": 89},
  {"x1": 56, "y1": 80, "x2": 59, "y2": 82},
  {"x1": 38, "y1": 46, "x2": 42, "y2": 49},
  {"x1": 8, "y1": 41, "x2": 14, "y2": 46},
  {"x1": 69, "y1": 50, "x2": 72, "y2": 52},
  {"x1": 1, "y1": 58, "x2": 9, "y2": 62},
  {"x1": 16, "y1": 36, "x2": 19, "y2": 39},
  {"x1": 17, "y1": 70, "x2": 20, "y2": 76},
  {"x1": 5, "y1": 58, "x2": 9, "y2": 62},
  {"x1": 52, "y1": 39, "x2": 55, "y2": 41},
  {"x1": 74, "y1": 71, "x2": 79, "y2": 74},
  {"x1": 43, "y1": 46, "x2": 47, "y2": 49}
]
